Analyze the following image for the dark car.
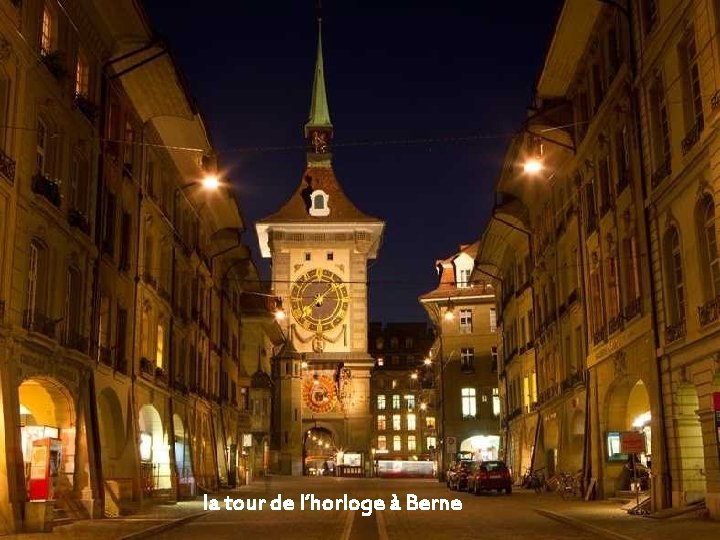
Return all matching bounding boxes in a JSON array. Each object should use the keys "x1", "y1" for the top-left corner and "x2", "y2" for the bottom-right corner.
[
  {"x1": 467, "y1": 460, "x2": 512, "y2": 495},
  {"x1": 447, "y1": 460, "x2": 477, "y2": 491}
]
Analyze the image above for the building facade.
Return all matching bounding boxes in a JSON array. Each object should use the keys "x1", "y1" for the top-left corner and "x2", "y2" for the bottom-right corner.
[
  {"x1": 480, "y1": 0, "x2": 720, "y2": 519},
  {"x1": 255, "y1": 23, "x2": 384, "y2": 476},
  {"x1": 368, "y1": 322, "x2": 436, "y2": 469},
  {"x1": 0, "y1": 0, "x2": 276, "y2": 533},
  {"x1": 419, "y1": 243, "x2": 501, "y2": 477}
]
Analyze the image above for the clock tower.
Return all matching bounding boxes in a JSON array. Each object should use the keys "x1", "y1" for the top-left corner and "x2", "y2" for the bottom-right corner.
[{"x1": 256, "y1": 19, "x2": 384, "y2": 476}]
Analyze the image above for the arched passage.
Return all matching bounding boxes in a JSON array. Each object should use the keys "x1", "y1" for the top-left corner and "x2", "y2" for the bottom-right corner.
[
  {"x1": 460, "y1": 434, "x2": 500, "y2": 462},
  {"x1": 97, "y1": 388, "x2": 124, "y2": 460},
  {"x1": 18, "y1": 378, "x2": 76, "y2": 502},
  {"x1": 138, "y1": 405, "x2": 171, "y2": 491},
  {"x1": 173, "y1": 413, "x2": 194, "y2": 495},
  {"x1": 303, "y1": 427, "x2": 336, "y2": 476},
  {"x1": 675, "y1": 384, "x2": 706, "y2": 503}
]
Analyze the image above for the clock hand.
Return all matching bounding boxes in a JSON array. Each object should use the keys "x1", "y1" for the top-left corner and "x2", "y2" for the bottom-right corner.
[{"x1": 313, "y1": 283, "x2": 337, "y2": 306}]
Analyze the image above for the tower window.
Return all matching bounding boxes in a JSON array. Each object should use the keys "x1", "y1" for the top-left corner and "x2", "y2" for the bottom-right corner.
[
  {"x1": 309, "y1": 189, "x2": 330, "y2": 216},
  {"x1": 327, "y1": 252, "x2": 334, "y2": 261},
  {"x1": 305, "y1": 252, "x2": 311, "y2": 261}
]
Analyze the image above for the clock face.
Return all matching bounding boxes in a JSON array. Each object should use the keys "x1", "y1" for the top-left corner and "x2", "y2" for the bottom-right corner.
[{"x1": 290, "y1": 268, "x2": 349, "y2": 332}]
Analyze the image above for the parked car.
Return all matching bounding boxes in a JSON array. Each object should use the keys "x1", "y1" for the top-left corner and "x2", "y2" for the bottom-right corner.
[
  {"x1": 447, "y1": 460, "x2": 477, "y2": 491},
  {"x1": 467, "y1": 460, "x2": 512, "y2": 495}
]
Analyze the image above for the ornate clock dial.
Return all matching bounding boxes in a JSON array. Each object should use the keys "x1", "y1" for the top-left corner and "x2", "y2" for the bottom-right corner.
[{"x1": 290, "y1": 268, "x2": 349, "y2": 332}]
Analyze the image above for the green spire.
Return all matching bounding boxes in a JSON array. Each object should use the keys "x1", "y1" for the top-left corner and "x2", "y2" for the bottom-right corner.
[{"x1": 305, "y1": 19, "x2": 332, "y2": 133}]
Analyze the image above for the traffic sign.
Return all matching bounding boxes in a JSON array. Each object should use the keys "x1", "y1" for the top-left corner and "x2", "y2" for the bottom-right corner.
[{"x1": 619, "y1": 431, "x2": 645, "y2": 454}]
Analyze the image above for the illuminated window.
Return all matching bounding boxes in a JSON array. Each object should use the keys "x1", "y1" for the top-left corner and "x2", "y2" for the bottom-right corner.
[
  {"x1": 392, "y1": 394, "x2": 400, "y2": 409},
  {"x1": 460, "y1": 348, "x2": 474, "y2": 371},
  {"x1": 426, "y1": 416, "x2": 436, "y2": 429},
  {"x1": 393, "y1": 435, "x2": 402, "y2": 451},
  {"x1": 75, "y1": 50, "x2": 89, "y2": 97},
  {"x1": 492, "y1": 388, "x2": 501, "y2": 417},
  {"x1": 407, "y1": 435, "x2": 417, "y2": 451},
  {"x1": 405, "y1": 394, "x2": 415, "y2": 410},
  {"x1": 156, "y1": 324, "x2": 165, "y2": 368},
  {"x1": 40, "y1": 4, "x2": 54, "y2": 55},
  {"x1": 376, "y1": 415, "x2": 386, "y2": 431},
  {"x1": 392, "y1": 379, "x2": 397, "y2": 389},
  {"x1": 392, "y1": 414, "x2": 401, "y2": 431},
  {"x1": 426, "y1": 436, "x2": 437, "y2": 450},
  {"x1": 406, "y1": 413, "x2": 416, "y2": 431},
  {"x1": 36, "y1": 118, "x2": 47, "y2": 174},
  {"x1": 377, "y1": 395, "x2": 386, "y2": 410},
  {"x1": 377, "y1": 435, "x2": 386, "y2": 451},
  {"x1": 489, "y1": 307, "x2": 497, "y2": 332},
  {"x1": 459, "y1": 309, "x2": 472, "y2": 333},
  {"x1": 461, "y1": 387, "x2": 476, "y2": 418}
]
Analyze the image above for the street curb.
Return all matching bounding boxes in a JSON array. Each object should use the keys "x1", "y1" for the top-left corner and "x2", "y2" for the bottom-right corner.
[
  {"x1": 533, "y1": 508, "x2": 638, "y2": 540},
  {"x1": 118, "y1": 511, "x2": 208, "y2": 540}
]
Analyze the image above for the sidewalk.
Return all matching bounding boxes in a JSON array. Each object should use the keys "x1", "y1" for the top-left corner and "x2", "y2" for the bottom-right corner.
[
  {"x1": 526, "y1": 490, "x2": 719, "y2": 540},
  {"x1": 2, "y1": 486, "x2": 250, "y2": 540}
]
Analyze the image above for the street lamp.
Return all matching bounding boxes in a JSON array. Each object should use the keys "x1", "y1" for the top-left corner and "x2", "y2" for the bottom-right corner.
[{"x1": 523, "y1": 157, "x2": 543, "y2": 175}]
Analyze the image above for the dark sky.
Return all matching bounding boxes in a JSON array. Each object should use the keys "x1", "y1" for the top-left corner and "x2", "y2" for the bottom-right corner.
[{"x1": 143, "y1": 0, "x2": 563, "y2": 323}]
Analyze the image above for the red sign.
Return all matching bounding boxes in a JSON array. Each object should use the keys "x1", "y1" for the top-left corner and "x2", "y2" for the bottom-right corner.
[
  {"x1": 620, "y1": 431, "x2": 646, "y2": 454},
  {"x1": 713, "y1": 392, "x2": 720, "y2": 410}
]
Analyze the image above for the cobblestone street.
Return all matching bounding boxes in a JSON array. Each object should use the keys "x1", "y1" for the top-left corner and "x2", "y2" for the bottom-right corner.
[{"x1": 6, "y1": 477, "x2": 719, "y2": 540}]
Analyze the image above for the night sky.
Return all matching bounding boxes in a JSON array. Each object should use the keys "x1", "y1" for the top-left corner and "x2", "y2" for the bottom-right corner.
[{"x1": 143, "y1": 0, "x2": 563, "y2": 322}]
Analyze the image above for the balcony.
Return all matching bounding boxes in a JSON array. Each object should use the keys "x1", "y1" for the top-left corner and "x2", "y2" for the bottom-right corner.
[
  {"x1": 561, "y1": 369, "x2": 587, "y2": 391},
  {"x1": 651, "y1": 158, "x2": 671, "y2": 189},
  {"x1": 608, "y1": 313, "x2": 624, "y2": 335},
  {"x1": 665, "y1": 319, "x2": 686, "y2": 344},
  {"x1": 32, "y1": 173, "x2": 61, "y2": 207},
  {"x1": 155, "y1": 367, "x2": 169, "y2": 386},
  {"x1": 698, "y1": 295, "x2": 720, "y2": 327},
  {"x1": 623, "y1": 296, "x2": 642, "y2": 322},
  {"x1": 538, "y1": 382, "x2": 562, "y2": 405},
  {"x1": 681, "y1": 119, "x2": 704, "y2": 156},
  {"x1": 23, "y1": 310, "x2": 58, "y2": 339},
  {"x1": 62, "y1": 330, "x2": 88, "y2": 354},
  {"x1": 140, "y1": 357, "x2": 154, "y2": 377},
  {"x1": 592, "y1": 326, "x2": 608, "y2": 345},
  {"x1": 74, "y1": 94, "x2": 98, "y2": 122},
  {"x1": 0, "y1": 148, "x2": 16, "y2": 183},
  {"x1": 40, "y1": 50, "x2": 67, "y2": 80},
  {"x1": 67, "y1": 208, "x2": 90, "y2": 234},
  {"x1": 98, "y1": 346, "x2": 113, "y2": 367}
]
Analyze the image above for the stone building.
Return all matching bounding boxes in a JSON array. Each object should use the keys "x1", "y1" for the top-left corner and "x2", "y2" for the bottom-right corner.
[
  {"x1": 419, "y1": 242, "x2": 501, "y2": 477},
  {"x1": 480, "y1": 0, "x2": 720, "y2": 519},
  {"x1": 368, "y1": 322, "x2": 436, "y2": 469},
  {"x1": 636, "y1": 0, "x2": 720, "y2": 517},
  {"x1": 0, "y1": 0, "x2": 275, "y2": 532},
  {"x1": 255, "y1": 22, "x2": 384, "y2": 476}
]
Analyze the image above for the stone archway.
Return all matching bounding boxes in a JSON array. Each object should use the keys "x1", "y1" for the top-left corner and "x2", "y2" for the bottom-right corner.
[
  {"x1": 303, "y1": 427, "x2": 336, "y2": 476},
  {"x1": 18, "y1": 378, "x2": 76, "y2": 503},
  {"x1": 460, "y1": 434, "x2": 500, "y2": 462},
  {"x1": 173, "y1": 414, "x2": 193, "y2": 495},
  {"x1": 674, "y1": 384, "x2": 706, "y2": 504},
  {"x1": 138, "y1": 405, "x2": 171, "y2": 491},
  {"x1": 97, "y1": 388, "x2": 124, "y2": 461}
]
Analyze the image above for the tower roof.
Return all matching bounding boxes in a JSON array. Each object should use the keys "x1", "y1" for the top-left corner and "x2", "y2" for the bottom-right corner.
[{"x1": 304, "y1": 20, "x2": 332, "y2": 134}]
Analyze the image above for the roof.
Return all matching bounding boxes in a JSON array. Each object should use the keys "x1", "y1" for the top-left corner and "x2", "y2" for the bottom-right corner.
[
  {"x1": 418, "y1": 241, "x2": 495, "y2": 302},
  {"x1": 256, "y1": 166, "x2": 381, "y2": 224},
  {"x1": 305, "y1": 20, "x2": 332, "y2": 133}
]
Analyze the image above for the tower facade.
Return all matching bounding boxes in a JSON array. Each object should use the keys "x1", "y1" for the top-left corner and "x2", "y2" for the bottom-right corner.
[{"x1": 256, "y1": 22, "x2": 384, "y2": 476}]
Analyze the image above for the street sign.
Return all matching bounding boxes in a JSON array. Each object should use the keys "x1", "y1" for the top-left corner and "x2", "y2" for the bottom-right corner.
[
  {"x1": 619, "y1": 431, "x2": 645, "y2": 454},
  {"x1": 446, "y1": 436, "x2": 457, "y2": 455}
]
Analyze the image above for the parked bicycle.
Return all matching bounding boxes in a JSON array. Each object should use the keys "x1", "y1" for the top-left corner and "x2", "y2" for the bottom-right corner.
[{"x1": 522, "y1": 468, "x2": 546, "y2": 494}]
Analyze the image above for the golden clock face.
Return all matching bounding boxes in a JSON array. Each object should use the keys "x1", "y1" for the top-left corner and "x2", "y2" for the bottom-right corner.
[{"x1": 290, "y1": 268, "x2": 349, "y2": 332}]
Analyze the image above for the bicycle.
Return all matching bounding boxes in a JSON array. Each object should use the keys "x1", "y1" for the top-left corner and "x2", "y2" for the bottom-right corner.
[{"x1": 524, "y1": 468, "x2": 546, "y2": 494}]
